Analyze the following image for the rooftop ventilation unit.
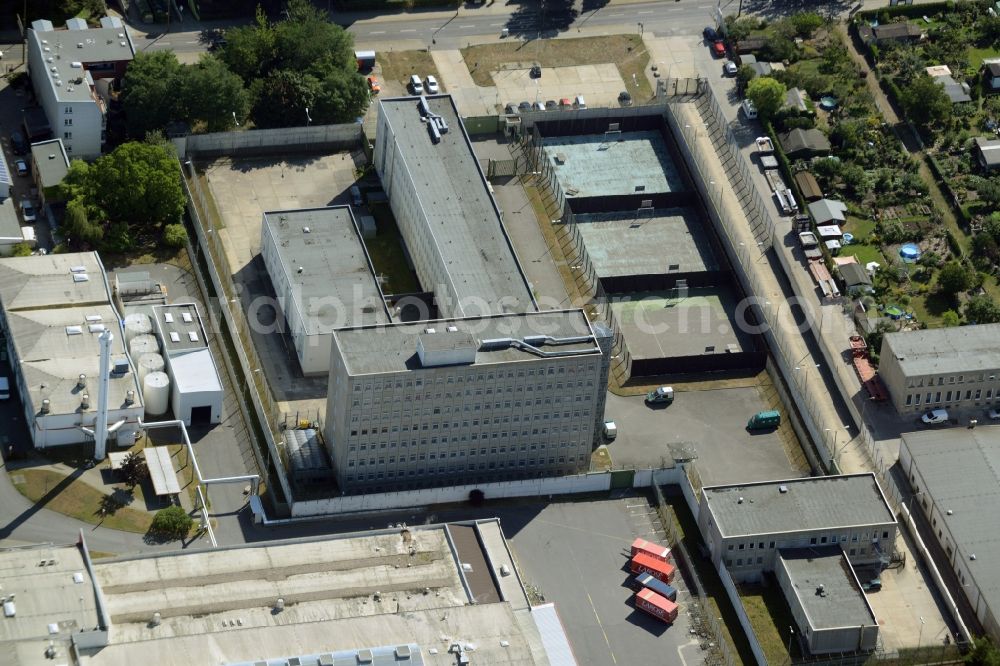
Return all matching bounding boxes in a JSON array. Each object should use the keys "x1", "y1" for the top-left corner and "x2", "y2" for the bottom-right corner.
[
  {"x1": 779, "y1": 485, "x2": 788, "y2": 493},
  {"x1": 181, "y1": 312, "x2": 193, "y2": 323},
  {"x1": 70, "y1": 61, "x2": 82, "y2": 68},
  {"x1": 303, "y1": 226, "x2": 311, "y2": 233},
  {"x1": 85, "y1": 315, "x2": 102, "y2": 322},
  {"x1": 73, "y1": 273, "x2": 89, "y2": 282},
  {"x1": 163, "y1": 313, "x2": 174, "y2": 323},
  {"x1": 89, "y1": 324, "x2": 106, "y2": 333},
  {"x1": 188, "y1": 331, "x2": 199, "y2": 342},
  {"x1": 447, "y1": 325, "x2": 459, "y2": 332},
  {"x1": 357, "y1": 649, "x2": 374, "y2": 664},
  {"x1": 425, "y1": 328, "x2": 436, "y2": 334},
  {"x1": 66, "y1": 326, "x2": 83, "y2": 335},
  {"x1": 169, "y1": 332, "x2": 180, "y2": 343},
  {"x1": 113, "y1": 359, "x2": 130, "y2": 375}
]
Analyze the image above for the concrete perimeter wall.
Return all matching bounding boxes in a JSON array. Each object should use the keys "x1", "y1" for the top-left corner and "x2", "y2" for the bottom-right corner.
[
  {"x1": 290, "y1": 466, "x2": 687, "y2": 517},
  {"x1": 174, "y1": 124, "x2": 363, "y2": 159}
]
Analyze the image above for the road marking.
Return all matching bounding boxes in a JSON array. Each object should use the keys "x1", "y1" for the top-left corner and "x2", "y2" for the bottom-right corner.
[
  {"x1": 587, "y1": 591, "x2": 617, "y2": 665},
  {"x1": 370, "y1": 30, "x2": 385, "y2": 34},
  {"x1": 489, "y1": 22, "x2": 503, "y2": 26},
  {"x1": 185, "y1": 40, "x2": 199, "y2": 44},
  {"x1": 400, "y1": 29, "x2": 416, "y2": 33},
  {"x1": 638, "y1": 10, "x2": 653, "y2": 14},
  {"x1": 459, "y1": 24, "x2": 475, "y2": 28},
  {"x1": 609, "y1": 12, "x2": 624, "y2": 16}
]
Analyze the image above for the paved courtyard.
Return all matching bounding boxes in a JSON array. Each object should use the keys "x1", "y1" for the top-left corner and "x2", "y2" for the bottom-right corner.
[
  {"x1": 493, "y1": 63, "x2": 626, "y2": 109},
  {"x1": 202, "y1": 152, "x2": 366, "y2": 273}
]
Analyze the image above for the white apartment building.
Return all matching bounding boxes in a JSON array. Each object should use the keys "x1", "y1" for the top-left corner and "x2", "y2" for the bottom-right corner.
[
  {"x1": 259, "y1": 207, "x2": 390, "y2": 375},
  {"x1": 374, "y1": 95, "x2": 535, "y2": 317},
  {"x1": 325, "y1": 310, "x2": 611, "y2": 494},
  {"x1": 879, "y1": 324, "x2": 1000, "y2": 415},
  {"x1": 698, "y1": 474, "x2": 898, "y2": 583},
  {"x1": 27, "y1": 17, "x2": 135, "y2": 160},
  {"x1": 0, "y1": 252, "x2": 143, "y2": 448}
]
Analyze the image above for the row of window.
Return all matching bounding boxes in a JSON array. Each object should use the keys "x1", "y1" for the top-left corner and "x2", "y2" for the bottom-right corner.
[
  {"x1": 348, "y1": 439, "x2": 584, "y2": 454},
  {"x1": 726, "y1": 545, "x2": 874, "y2": 569},
  {"x1": 354, "y1": 381, "x2": 594, "y2": 399},
  {"x1": 905, "y1": 388, "x2": 995, "y2": 406},
  {"x1": 351, "y1": 394, "x2": 594, "y2": 410},
  {"x1": 347, "y1": 454, "x2": 584, "y2": 469},
  {"x1": 351, "y1": 364, "x2": 596, "y2": 392},
  {"x1": 906, "y1": 373, "x2": 997, "y2": 389},
  {"x1": 726, "y1": 530, "x2": 891, "y2": 553},
  {"x1": 349, "y1": 411, "x2": 593, "y2": 436}
]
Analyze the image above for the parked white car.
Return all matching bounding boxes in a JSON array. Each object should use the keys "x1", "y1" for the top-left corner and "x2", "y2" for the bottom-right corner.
[
  {"x1": 20, "y1": 199, "x2": 36, "y2": 223},
  {"x1": 409, "y1": 74, "x2": 424, "y2": 94},
  {"x1": 921, "y1": 409, "x2": 949, "y2": 425},
  {"x1": 424, "y1": 75, "x2": 439, "y2": 94}
]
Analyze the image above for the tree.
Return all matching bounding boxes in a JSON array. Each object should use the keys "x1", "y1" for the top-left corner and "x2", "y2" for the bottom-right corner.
[
  {"x1": 121, "y1": 51, "x2": 184, "y2": 139},
  {"x1": 181, "y1": 55, "x2": 249, "y2": 132},
  {"x1": 941, "y1": 310, "x2": 961, "y2": 327},
  {"x1": 62, "y1": 198, "x2": 104, "y2": 247},
  {"x1": 311, "y1": 68, "x2": 370, "y2": 124},
  {"x1": 938, "y1": 261, "x2": 974, "y2": 295},
  {"x1": 966, "y1": 295, "x2": 1000, "y2": 324},
  {"x1": 163, "y1": 224, "x2": 187, "y2": 248},
  {"x1": 840, "y1": 163, "x2": 869, "y2": 197},
  {"x1": 900, "y1": 74, "x2": 952, "y2": 128},
  {"x1": 273, "y1": 0, "x2": 355, "y2": 74},
  {"x1": 119, "y1": 451, "x2": 148, "y2": 488},
  {"x1": 972, "y1": 177, "x2": 1000, "y2": 207},
  {"x1": 966, "y1": 637, "x2": 1000, "y2": 666},
  {"x1": 218, "y1": 5, "x2": 276, "y2": 83},
  {"x1": 788, "y1": 12, "x2": 824, "y2": 38},
  {"x1": 723, "y1": 15, "x2": 758, "y2": 43},
  {"x1": 746, "y1": 77, "x2": 787, "y2": 121},
  {"x1": 250, "y1": 69, "x2": 320, "y2": 129},
  {"x1": 736, "y1": 64, "x2": 756, "y2": 93},
  {"x1": 150, "y1": 505, "x2": 193, "y2": 540},
  {"x1": 87, "y1": 142, "x2": 185, "y2": 228}
]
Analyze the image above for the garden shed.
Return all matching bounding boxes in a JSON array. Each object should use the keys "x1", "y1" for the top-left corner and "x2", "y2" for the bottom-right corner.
[
  {"x1": 779, "y1": 129, "x2": 831, "y2": 159},
  {"x1": 974, "y1": 137, "x2": 1000, "y2": 171},
  {"x1": 793, "y1": 171, "x2": 823, "y2": 202},
  {"x1": 808, "y1": 199, "x2": 848, "y2": 226}
]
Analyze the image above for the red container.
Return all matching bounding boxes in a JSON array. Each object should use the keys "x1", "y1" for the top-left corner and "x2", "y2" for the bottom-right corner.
[
  {"x1": 631, "y1": 537, "x2": 671, "y2": 563},
  {"x1": 631, "y1": 552, "x2": 676, "y2": 583},
  {"x1": 635, "y1": 588, "x2": 679, "y2": 623}
]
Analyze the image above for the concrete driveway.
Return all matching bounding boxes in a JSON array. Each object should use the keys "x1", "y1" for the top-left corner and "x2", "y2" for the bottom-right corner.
[{"x1": 493, "y1": 63, "x2": 626, "y2": 109}]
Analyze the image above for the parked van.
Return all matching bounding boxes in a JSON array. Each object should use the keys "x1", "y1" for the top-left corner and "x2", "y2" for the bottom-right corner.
[
  {"x1": 602, "y1": 420, "x2": 618, "y2": 440},
  {"x1": 0, "y1": 376, "x2": 10, "y2": 401},
  {"x1": 574, "y1": 95, "x2": 586, "y2": 109},
  {"x1": 741, "y1": 99, "x2": 758, "y2": 120},
  {"x1": 747, "y1": 410, "x2": 780, "y2": 430}
]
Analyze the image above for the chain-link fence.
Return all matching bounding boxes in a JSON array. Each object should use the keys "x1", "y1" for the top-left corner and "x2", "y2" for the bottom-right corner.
[{"x1": 653, "y1": 480, "x2": 737, "y2": 666}]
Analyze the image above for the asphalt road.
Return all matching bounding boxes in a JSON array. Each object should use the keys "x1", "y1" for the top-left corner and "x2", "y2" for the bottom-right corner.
[{"x1": 129, "y1": 0, "x2": 736, "y2": 57}]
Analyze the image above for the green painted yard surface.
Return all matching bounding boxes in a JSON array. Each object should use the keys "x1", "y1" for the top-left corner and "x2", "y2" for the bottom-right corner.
[
  {"x1": 968, "y1": 46, "x2": 1000, "y2": 70},
  {"x1": 841, "y1": 243, "x2": 885, "y2": 266}
]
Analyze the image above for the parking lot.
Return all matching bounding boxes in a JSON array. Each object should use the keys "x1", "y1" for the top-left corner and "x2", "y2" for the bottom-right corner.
[
  {"x1": 492, "y1": 63, "x2": 626, "y2": 109},
  {"x1": 494, "y1": 496, "x2": 704, "y2": 665},
  {"x1": 604, "y1": 384, "x2": 809, "y2": 485}
]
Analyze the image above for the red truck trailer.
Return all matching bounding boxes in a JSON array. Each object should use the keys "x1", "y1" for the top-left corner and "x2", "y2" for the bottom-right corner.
[
  {"x1": 631, "y1": 552, "x2": 676, "y2": 583},
  {"x1": 635, "y1": 588, "x2": 679, "y2": 623},
  {"x1": 631, "y1": 537, "x2": 671, "y2": 563}
]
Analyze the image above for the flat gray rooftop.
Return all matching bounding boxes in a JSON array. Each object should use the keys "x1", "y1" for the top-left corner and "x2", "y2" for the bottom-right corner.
[
  {"x1": 29, "y1": 19, "x2": 134, "y2": 103},
  {"x1": 704, "y1": 474, "x2": 896, "y2": 538},
  {"x1": 0, "y1": 197, "x2": 20, "y2": 242},
  {"x1": 333, "y1": 309, "x2": 600, "y2": 375},
  {"x1": 575, "y1": 208, "x2": 718, "y2": 278},
  {"x1": 901, "y1": 427, "x2": 1000, "y2": 628},
  {"x1": 151, "y1": 303, "x2": 207, "y2": 354},
  {"x1": 262, "y1": 207, "x2": 389, "y2": 334},
  {"x1": 0, "y1": 252, "x2": 110, "y2": 310},
  {"x1": 378, "y1": 96, "x2": 533, "y2": 315},
  {"x1": 543, "y1": 130, "x2": 684, "y2": 198},
  {"x1": 779, "y1": 548, "x2": 877, "y2": 630},
  {"x1": 610, "y1": 287, "x2": 753, "y2": 359},
  {"x1": 0, "y1": 544, "x2": 99, "y2": 651},
  {"x1": 29, "y1": 139, "x2": 69, "y2": 189},
  {"x1": 882, "y1": 324, "x2": 1000, "y2": 377}
]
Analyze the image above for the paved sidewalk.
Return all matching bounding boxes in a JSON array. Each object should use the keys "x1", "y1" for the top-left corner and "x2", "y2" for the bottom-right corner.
[{"x1": 431, "y1": 49, "x2": 495, "y2": 115}]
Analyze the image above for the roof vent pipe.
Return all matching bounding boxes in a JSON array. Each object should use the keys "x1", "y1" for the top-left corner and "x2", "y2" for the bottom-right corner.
[
  {"x1": 78, "y1": 374, "x2": 87, "y2": 389},
  {"x1": 150, "y1": 612, "x2": 161, "y2": 627},
  {"x1": 81, "y1": 394, "x2": 90, "y2": 410},
  {"x1": 125, "y1": 390, "x2": 135, "y2": 405},
  {"x1": 41, "y1": 399, "x2": 51, "y2": 414},
  {"x1": 275, "y1": 598, "x2": 285, "y2": 612}
]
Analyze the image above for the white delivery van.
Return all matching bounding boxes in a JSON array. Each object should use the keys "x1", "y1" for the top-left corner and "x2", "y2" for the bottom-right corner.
[{"x1": 741, "y1": 99, "x2": 758, "y2": 119}]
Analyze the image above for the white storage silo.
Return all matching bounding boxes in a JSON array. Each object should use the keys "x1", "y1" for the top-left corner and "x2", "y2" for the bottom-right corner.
[
  {"x1": 129, "y1": 334, "x2": 159, "y2": 358},
  {"x1": 123, "y1": 313, "x2": 153, "y2": 344},
  {"x1": 136, "y1": 352, "x2": 165, "y2": 383},
  {"x1": 143, "y1": 371, "x2": 170, "y2": 417}
]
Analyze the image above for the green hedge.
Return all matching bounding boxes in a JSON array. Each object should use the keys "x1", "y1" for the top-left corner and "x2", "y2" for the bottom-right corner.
[
  {"x1": 336, "y1": 0, "x2": 459, "y2": 9},
  {"x1": 927, "y1": 154, "x2": 972, "y2": 226}
]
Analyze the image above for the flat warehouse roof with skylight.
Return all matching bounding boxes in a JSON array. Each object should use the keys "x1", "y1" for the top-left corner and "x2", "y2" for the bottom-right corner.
[{"x1": 542, "y1": 130, "x2": 685, "y2": 198}]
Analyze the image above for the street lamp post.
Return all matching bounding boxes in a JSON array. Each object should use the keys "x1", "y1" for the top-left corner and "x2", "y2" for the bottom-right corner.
[
  {"x1": 918, "y1": 616, "x2": 925, "y2": 654},
  {"x1": 305, "y1": 107, "x2": 312, "y2": 127},
  {"x1": 786, "y1": 626, "x2": 794, "y2": 663},
  {"x1": 638, "y1": 22, "x2": 644, "y2": 37}
]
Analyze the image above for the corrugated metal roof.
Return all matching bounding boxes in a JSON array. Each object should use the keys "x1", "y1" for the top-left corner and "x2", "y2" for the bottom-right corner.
[
  {"x1": 145, "y1": 446, "x2": 181, "y2": 496},
  {"x1": 286, "y1": 428, "x2": 331, "y2": 472},
  {"x1": 530, "y1": 604, "x2": 578, "y2": 666}
]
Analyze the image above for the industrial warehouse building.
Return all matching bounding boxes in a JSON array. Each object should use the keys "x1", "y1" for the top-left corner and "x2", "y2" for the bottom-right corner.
[
  {"x1": 698, "y1": 474, "x2": 898, "y2": 583},
  {"x1": 899, "y1": 427, "x2": 1000, "y2": 642},
  {"x1": 259, "y1": 206, "x2": 390, "y2": 375},
  {"x1": 150, "y1": 303, "x2": 223, "y2": 426},
  {"x1": 374, "y1": 95, "x2": 536, "y2": 317},
  {"x1": 0, "y1": 252, "x2": 143, "y2": 447},
  {"x1": 698, "y1": 475, "x2": 894, "y2": 656},
  {"x1": 325, "y1": 309, "x2": 611, "y2": 494},
  {"x1": 879, "y1": 324, "x2": 1000, "y2": 415},
  {"x1": 0, "y1": 521, "x2": 569, "y2": 666}
]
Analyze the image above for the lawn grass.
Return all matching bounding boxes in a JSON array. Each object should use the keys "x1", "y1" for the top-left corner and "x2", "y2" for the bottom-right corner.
[
  {"x1": 376, "y1": 50, "x2": 441, "y2": 91},
  {"x1": 739, "y1": 580, "x2": 800, "y2": 665},
  {"x1": 461, "y1": 35, "x2": 653, "y2": 101},
  {"x1": 11, "y1": 469, "x2": 153, "y2": 534},
  {"x1": 366, "y1": 203, "x2": 420, "y2": 295},
  {"x1": 840, "y1": 243, "x2": 885, "y2": 266},
  {"x1": 843, "y1": 215, "x2": 875, "y2": 240},
  {"x1": 968, "y1": 46, "x2": 1000, "y2": 70}
]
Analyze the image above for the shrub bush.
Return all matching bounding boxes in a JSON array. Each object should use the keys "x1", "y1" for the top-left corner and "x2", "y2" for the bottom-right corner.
[
  {"x1": 150, "y1": 505, "x2": 193, "y2": 540},
  {"x1": 163, "y1": 223, "x2": 187, "y2": 248}
]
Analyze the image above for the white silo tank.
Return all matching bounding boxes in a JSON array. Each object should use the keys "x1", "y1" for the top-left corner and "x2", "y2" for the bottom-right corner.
[
  {"x1": 123, "y1": 313, "x2": 153, "y2": 344},
  {"x1": 129, "y1": 334, "x2": 159, "y2": 358},
  {"x1": 143, "y1": 371, "x2": 170, "y2": 417},
  {"x1": 136, "y1": 352, "x2": 165, "y2": 383}
]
